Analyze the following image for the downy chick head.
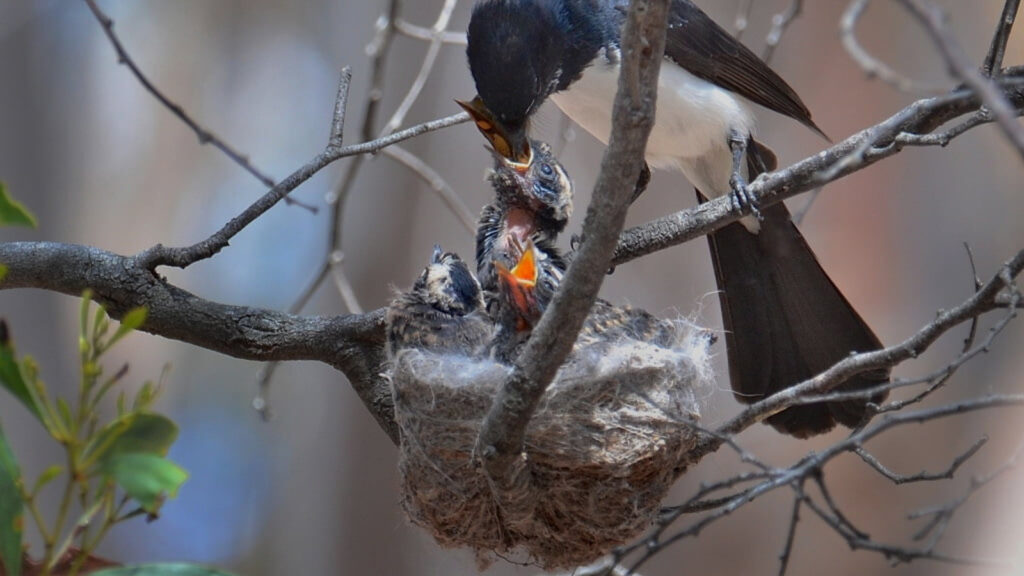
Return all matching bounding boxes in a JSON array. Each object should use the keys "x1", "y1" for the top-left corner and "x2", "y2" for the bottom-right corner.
[
  {"x1": 458, "y1": 96, "x2": 573, "y2": 238},
  {"x1": 488, "y1": 139, "x2": 573, "y2": 237},
  {"x1": 415, "y1": 245, "x2": 484, "y2": 316},
  {"x1": 387, "y1": 245, "x2": 491, "y2": 357}
]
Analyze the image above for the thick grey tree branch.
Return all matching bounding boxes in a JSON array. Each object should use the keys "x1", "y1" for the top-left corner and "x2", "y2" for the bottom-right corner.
[
  {"x1": 474, "y1": 0, "x2": 670, "y2": 489},
  {"x1": 0, "y1": 242, "x2": 397, "y2": 443}
]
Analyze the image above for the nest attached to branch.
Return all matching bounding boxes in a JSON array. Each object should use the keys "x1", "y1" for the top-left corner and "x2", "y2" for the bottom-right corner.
[{"x1": 390, "y1": 320, "x2": 714, "y2": 569}]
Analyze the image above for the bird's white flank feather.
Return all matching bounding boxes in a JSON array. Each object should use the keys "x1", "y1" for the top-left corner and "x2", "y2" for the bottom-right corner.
[{"x1": 550, "y1": 49, "x2": 761, "y2": 231}]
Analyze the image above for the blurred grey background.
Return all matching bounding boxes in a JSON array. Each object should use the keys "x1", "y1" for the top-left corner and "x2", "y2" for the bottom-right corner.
[{"x1": 1, "y1": 1, "x2": 1022, "y2": 574}]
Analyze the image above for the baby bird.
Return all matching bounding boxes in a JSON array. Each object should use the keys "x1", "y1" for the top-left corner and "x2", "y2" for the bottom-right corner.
[
  {"x1": 472, "y1": 135, "x2": 573, "y2": 298},
  {"x1": 386, "y1": 245, "x2": 492, "y2": 358},
  {"x1": 491, "y1": 241, "x2": 677, "y2": 363},
  {"x1": 489, "y1": 240, "x2": 561, "y2": 362}
]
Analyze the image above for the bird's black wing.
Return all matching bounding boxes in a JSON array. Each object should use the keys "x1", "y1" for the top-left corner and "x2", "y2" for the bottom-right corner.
[
  {"x1": 664, "y1": 0, "x2": 826, "y2": 138},
  {"x1": 699, "y1": 141, "x2": 887, "y2": 438}
]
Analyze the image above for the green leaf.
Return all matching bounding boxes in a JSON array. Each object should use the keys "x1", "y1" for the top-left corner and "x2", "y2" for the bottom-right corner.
[
  {"x1": 80, "y1": 292, "x2": 94, "y2": 350},
  {"x1": 0, "y1": 183, "x2": 36, "y2": 228},
  {"x1": 92, "y1": 563, "x2": 237, "y2": 576},
  {"x1": 117, "y1": 307, "x2": 147, "y2": 334},
  {"x1": 107, "y1": 307, "x2": 147, "y2": 350},
  {"x1": 0, "y1": 321, "x2": 45, "y2": 424},
  {"x1": 133, "y1": 383, "x2": 152, "y2": 412},
  {"x1": 30, "y1": 465, "x2": 62, "y2": 497},
  {"x1": 0, "y1": 422, "x2": 24, "y2": 576},
  {"x1": 83, "y1": 413, "x2": 178, "y2": 470},
  {"x1": 0, "y1": 264, "x2": 7, "y2": 283},
  {"x1": 93, "y1": 306, "x2": 109, "y2": 341},
  {"x1": 102, "y1": 454, "x2": 187, "y2": 514},
  {"x1": 56, "y1": 397, "x2": 73, "y2": 432}
]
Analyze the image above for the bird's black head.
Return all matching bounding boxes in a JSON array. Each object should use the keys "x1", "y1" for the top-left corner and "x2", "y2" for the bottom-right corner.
[
  {"x1": 413, "y1": 246, "x2": 484, "y2": 316},
  {"x1": 489, "y1": 139, "x2": 573, "y2": 235},
  {"x1": 466, "y1": 0, "x2": 604, "y2": 163}
]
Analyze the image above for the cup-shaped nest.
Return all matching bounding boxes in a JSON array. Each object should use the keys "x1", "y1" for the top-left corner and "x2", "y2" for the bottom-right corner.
[{"x1": 390, "y1": 320, "x2": 714, "y2": 569}]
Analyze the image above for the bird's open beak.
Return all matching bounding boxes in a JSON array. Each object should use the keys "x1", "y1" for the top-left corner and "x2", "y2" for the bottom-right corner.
[
  {"x1": 510, "y1": 243, "x2": 537, "y2": 288},
  {"x1": 494, "y1": 255, "x2": 536, "y2": 291},
  {"x1": 456, "y1": 96, "x2": 532, "y2": 172},
  {"x1": 494, "y1": 245, "x2": 539, "y2": 329}
]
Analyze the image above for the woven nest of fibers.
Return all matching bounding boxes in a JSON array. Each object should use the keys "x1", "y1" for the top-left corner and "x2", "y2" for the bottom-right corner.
[{"x1": 391, "y1": 321, "x2": 714, "y2": 569}]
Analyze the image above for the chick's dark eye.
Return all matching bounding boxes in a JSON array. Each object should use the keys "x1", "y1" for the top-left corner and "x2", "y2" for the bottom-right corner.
[{"x1": 539, "y1": 163, "x2": 553, "y2": 177}]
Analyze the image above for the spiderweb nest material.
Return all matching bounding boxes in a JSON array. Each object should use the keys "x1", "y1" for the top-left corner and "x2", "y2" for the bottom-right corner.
[{"x1": 390, "y1": 319, "x2": 714, "y2": 569}]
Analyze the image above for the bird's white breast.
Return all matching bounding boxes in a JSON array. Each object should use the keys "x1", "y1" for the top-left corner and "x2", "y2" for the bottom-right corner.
[{"x1": 550, "y1": 52, "x2": 757, "y2": 200}]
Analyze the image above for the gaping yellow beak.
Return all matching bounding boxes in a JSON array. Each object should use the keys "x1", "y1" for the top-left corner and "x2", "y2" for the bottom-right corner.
[
  {"x1": 510, "y1": 243, "x2": 537, "y2": 287},
  {"x1": 456, "y1": 96, "x2": 532, "y2": 172},
  {"x1": 494, "y1": 243, "x2": 540, "y2": 330}
]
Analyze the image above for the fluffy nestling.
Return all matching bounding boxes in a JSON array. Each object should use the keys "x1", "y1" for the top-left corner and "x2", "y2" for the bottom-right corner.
[
  {"x1": 473, "y1": 137, "x2": 572, "y2": 301},
  {"x1": 386, "y1": 246, "x2": 493, "y2": 358}
]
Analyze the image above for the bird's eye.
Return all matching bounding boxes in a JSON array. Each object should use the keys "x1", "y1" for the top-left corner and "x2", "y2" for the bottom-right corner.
[{"x1": 539, "y1": 163, "x2": 553, "y2": 177}]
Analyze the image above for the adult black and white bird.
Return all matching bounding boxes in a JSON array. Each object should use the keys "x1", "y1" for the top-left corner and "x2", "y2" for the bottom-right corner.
[
  {"x1": 465, "y1": 0, "x2": 887, "y2": 437},
  {"x1": 386, "y1": 246, "x2": 493, "y2": 357}
]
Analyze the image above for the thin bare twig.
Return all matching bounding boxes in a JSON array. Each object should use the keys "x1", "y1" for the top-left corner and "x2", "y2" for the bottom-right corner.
[
  {"x1": 812, "y1": 475, "x2": 870, "y2": 540},
  {"x1": 777, "y1": 484, "x2": 803, "y2": 576},
  {"x1": 381, "y1": 0, "x2": 458, "y2": 136},
  {"x1": 81, "y1": 0, "x2": 317, "y2": 213},
  {"x1": 791, "y1": 187, "x2": 824, "y2": 224},
  {"x1": 786, "y1": 246, "x2": 1020, "y2": 417},
  {"x1": 134, "y1": 111, "x2": 469, "y2": 270},
  {"x1": 619, "y1": 395, "x2": 1024, "y2": 573},
  {"x1": 253, "y1": 0, "x2": 402, "y2": 417},
  {"x1": 328, "y1": 67, "x2": 354, "y2": 150},
  {"x1": 841, "y1": 0, "x2": 942, "y2": 93},
  {"x1": 329, "y1": 251, "x2": 364, "y2": 315},
  {"x1": 734, "y1": 0, "x2": 755, "y2": 39},
  {"x1": 708, "y1": 248, "x2": 1023, "y2": 441},
  {"x1": 362, "y1": 0, "x2": 402, "y2": 142},
  {"x1": 895, "y1": 0, "x2": 1024, "y2": 158},
  {"x1": 800, "y1": 487, "x2": 1011, "y2": 567},
  {"x1": 381, "y1": 145, "x2": 478, "y2": 234},
  {"x1": 394, "y1": 19, "x2": 467, "y2": 45},
  {"x1": 252, "y1": 259, "x2": 332, "y2": 421},
  {"x1": 799, "y1": 281, "x2": 1020, "y2": 414},
  {"x1": 82, "y1": 0, "x2": 273, "y2": 185},
  {"x1": 763, "y1": 0, "x2": 804, "y2": 62},
  {"x1": 855, "y1": 437, "x2": 988, "y2": 484},
  {"x1": 908, "y1": 442, "x2": 1024, "y2": 548},
  {"x1": 982, "y1": 0, "x2": 1021, "y2": 76}
]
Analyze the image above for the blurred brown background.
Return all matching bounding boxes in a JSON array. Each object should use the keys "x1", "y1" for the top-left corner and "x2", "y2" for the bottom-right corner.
[{"x1": 1, "y1": 1, "x2": 1022, "y2": 574}]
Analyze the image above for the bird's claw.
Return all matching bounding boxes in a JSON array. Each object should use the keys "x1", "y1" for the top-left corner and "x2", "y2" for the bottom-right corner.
[{"x1": 729, "y1": 175, "x2": 762, "y2": 221}]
